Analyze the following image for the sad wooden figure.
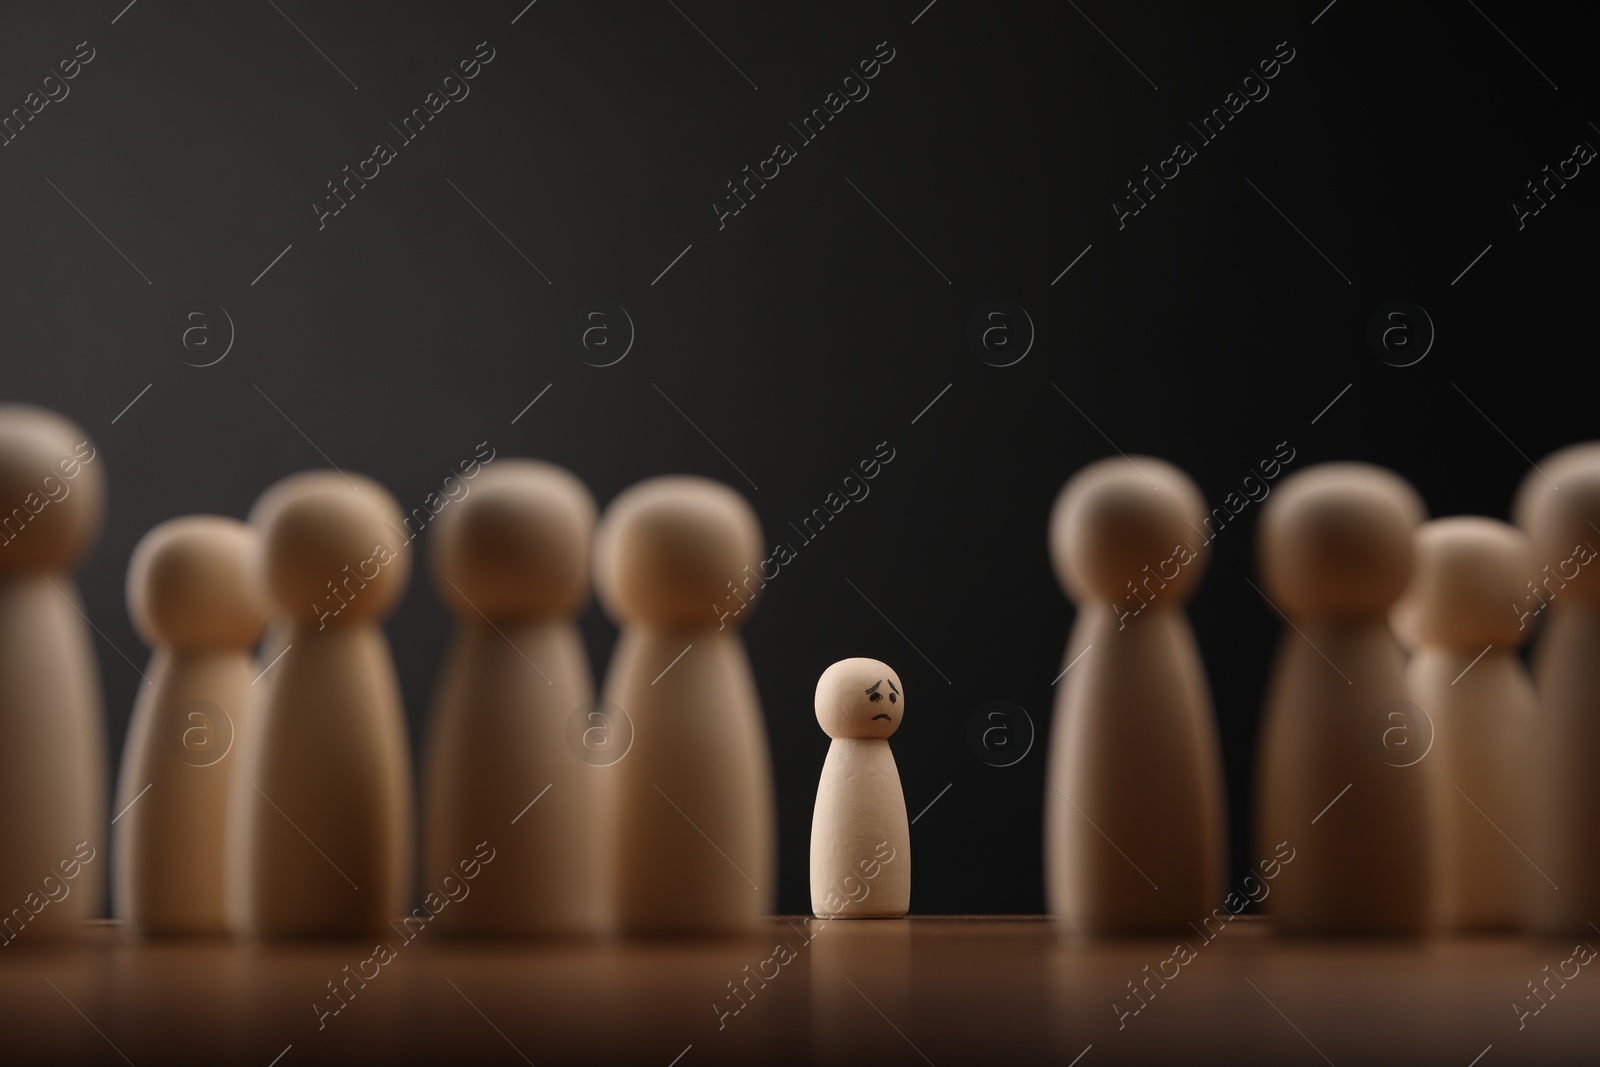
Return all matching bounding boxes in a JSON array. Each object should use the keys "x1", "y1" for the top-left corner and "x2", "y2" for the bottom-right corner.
[{"x1": 810, "y1": 657, "x2": 910, "y2": 918}]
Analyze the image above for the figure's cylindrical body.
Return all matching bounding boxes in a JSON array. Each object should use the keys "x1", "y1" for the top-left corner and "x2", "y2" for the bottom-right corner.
[
  {"x1": 1407, "y1": 647, "x2": 1534, "y2": 930},
  {"x1": 1526, "y1": 605, "x2": 1600, "y2": 933},
  {"x1": 114, "y1": 647, "x2": 254, "y2": 933},
  {"x1": 0, "y1": 574, "x2": 106, "y2": 943},
  {"x1": 1045, "y1": 604, "x2": 1226, "y2": 933},
  {"x1": 423, "y1": 620, "x2": 596, "y2": 934},
  {"x1": 1256, "y1": 621, "x2": 1433, "y2": 933},
  {"x1": 811, "y1": 738, "x2": 910, "y2": 918},
  {"x1": 601, "y1": 627, "x2": 774, "y2": 934},
  {"x1": 226, "y1": 623, "x2": 413, "y2": 936}
]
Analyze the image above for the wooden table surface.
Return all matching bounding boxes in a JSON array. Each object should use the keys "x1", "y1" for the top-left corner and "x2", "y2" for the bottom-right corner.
[{"x1": 0, "y1": 917, "x2": 1595, "y2": 1065}]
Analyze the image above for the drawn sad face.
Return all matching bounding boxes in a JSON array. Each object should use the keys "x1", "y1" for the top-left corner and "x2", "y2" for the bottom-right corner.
[
  {"x1": 815, "y1": 657, "x2": 904, "y2": 740},
  {"x1": 865, "y1": 677, "x2": 899, "y2": 722}
]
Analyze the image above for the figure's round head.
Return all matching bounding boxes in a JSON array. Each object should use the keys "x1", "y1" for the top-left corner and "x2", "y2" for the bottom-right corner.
[
  {"x1": 249, "y1": 470, "x2": 411, "y2": 625},
  {"x1": 1390, "y1": 517, "x2": 1535, "y2": 651},
  {"x1": 1049, "y1": 456, "x2": 1209, "y2": 605},
  {"x1": 1514, "y1": 442, "x2": 1600, "y2": 604},
  {"x1": 815, "y1": 657, "x2": 903, "y2": 739},
  {"x1": 127, "y1": 516, "x2": 268, "y2": 651},
  {"x1": 1259, "y1": 463, "x2": 1424, "y2": 619},
  {"x1": 593, "y1": 475, "x2": 763, "y2": 627},
  {"x1": 433, "y1": 460, "x2": 595, "y2": 622},
  {"x1": 0, "y1": 405, "x2": 105, "y2": 572}
]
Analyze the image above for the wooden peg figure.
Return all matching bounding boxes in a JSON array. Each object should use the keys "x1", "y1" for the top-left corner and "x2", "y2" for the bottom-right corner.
[
  {"x1": 1255, "y1": 462, "x2": 1432, "y2": 934},
  {"x1": 115, "y1": 516, "x2": 267, "y2": 934},
  {"x1": 593, "y1": 475, "x2": 776, "y2": 935},
  {"x1": 810, "y1": 657, "x2": 910, "y2": 918},
  {"x1": 1514, "y1": 442, "x2": 1600, "y2": 934},
  {"x1": 1044, "y1": 456, "x2": 1227, "y2": 934},
  {"x1": 424, "y1": 459, "x2": 600, "y2": 935},
  {"x1": 225, "y1": 470, "x2": 415, "y2": 937},
  {"x1": 1391, "y1": 516, "x2": 1537, "y2": 931},
  {"x1": 0, "y1": 405, "x2": 108, "y2": 943}
]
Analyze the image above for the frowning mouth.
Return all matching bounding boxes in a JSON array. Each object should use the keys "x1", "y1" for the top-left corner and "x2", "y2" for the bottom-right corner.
[{"x1": 871, "y1": 713, "x2": 892, "y2": 721}]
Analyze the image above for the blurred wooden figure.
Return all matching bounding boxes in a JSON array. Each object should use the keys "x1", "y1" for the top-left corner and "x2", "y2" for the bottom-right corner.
[
  {"x1": 115, "y1": 516, "x2": 267, "y2": 934},
  {"x1": 424, "y1": 460, "x2": 600, "y2": 934},
  {"x1": 593, "y1": 475, "x2": 775, "y2": 935},
  {"x1": 1514, "y1": 443, "x2": 1600, "y2": 934},
  {"x1": 1255, "y1": 463, "x2": 1432, "y2": 934},
  {"x1": 1392, "y1": 517, "x2": 1538, "y2": 931},
  {"x1": 1044, "y1": 456, "x2": 1227, "y2": 934},
  {"x1": 225, "y1": 471, "x2": 414, "y2": 937},
  {"x1": 0, "y1": 405, "x2": 107, "y2": 943}
]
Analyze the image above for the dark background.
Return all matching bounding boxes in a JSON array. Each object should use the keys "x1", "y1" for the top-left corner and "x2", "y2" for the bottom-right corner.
[{"x1": 1, "y1": 0, "x2": 1591, "y2": 917}]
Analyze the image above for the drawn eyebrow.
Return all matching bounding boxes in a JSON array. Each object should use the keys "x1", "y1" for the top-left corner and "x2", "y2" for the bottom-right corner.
[
  {"x1": 865, "y1": 679, "x2": 883, "y2": 695},
  {"x1": 887, "y1": 678, "x2": 900, "y2": 694}
]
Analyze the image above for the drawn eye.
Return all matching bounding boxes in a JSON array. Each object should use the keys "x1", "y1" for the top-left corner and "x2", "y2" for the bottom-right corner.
[
  {"x1": 888, "y1": 692, "x2": 897, "y2": 704},
  {"x1": 869, "y1": 692, "x2": 882, "y2": 702}
]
